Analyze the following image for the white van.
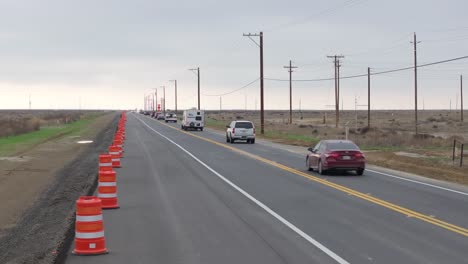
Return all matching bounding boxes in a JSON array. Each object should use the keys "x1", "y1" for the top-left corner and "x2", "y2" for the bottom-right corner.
[{"x1": 181, "y1": 109, "x2": 204, "y2": 131}]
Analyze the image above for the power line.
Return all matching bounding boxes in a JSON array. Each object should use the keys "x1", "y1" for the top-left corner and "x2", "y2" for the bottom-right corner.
[
  {"x1": 265, "y1": 55, "x2": 468, "y2": 82},
  {"x1": 265, "y1": 0, "x2": 368, "y2": 32},
  {"x1": 202, "y1": 78, "x2": 260, "y2": 97}
]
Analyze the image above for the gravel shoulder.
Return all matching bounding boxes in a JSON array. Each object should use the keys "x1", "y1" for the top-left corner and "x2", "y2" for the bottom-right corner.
[{"x1": 0, "y1": 112, "x2": 119, "y2": 264}]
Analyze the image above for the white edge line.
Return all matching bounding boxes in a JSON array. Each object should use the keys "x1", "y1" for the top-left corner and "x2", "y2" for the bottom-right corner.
[
  {"x1": 161, "y1": 116, "x2": 467, "y2": 197},
  {"x1": 133, "y1": 114, "x2": 349, "y2": 264},
  {"x1": 366, "y1": 169, "x2": 468, "y2": 196}
]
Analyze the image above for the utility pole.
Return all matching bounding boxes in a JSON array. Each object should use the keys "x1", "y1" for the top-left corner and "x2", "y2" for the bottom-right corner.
[
  {"x1": 327, "y1": 55, "x2": 344, "y2": 128},
  {"x1": 411, "y1": 32, "x2": 421, "y2": 135},
  {"x1": 367, "y1": 67, "x2": 371, "y2": 128},
  {"x1": 197, "y1": 68, "x2": 200, "y2": 110},
  {"x1": 154, "y1": 88, "x2": 158, "y2": 112},
  {"x1": 461, "y1": 75, "x2": 464, "y2": 122},
  {"x1": 161, "y1": 86, "x2": 166, "y2": 115},
  {"x1": 284, "y1": 60, "x2": 298, "y2": 124},
  {"x1": 170, "y1": 80, "x2": 178, "y2": 113},
  {"x1": 243, "y1": 32, "x2": 264, "y2": 134},
  {"x1": 189, "y1": 68, "x2": 201, "y2": 110}
]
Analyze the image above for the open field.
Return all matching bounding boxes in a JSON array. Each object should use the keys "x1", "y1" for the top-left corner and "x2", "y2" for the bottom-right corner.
[
  {"x1": 0, "y1": 111, "x2": 118, "y2": 263},
  {"x1": 0, "y1": 110, "x2": 88, "y2": 138},
  {"x1": 205, "y1": 109, "x2": 468, "y2": 185},
  {"x1": 0, "y1": 112, "x2": 105, "y2": 156}
]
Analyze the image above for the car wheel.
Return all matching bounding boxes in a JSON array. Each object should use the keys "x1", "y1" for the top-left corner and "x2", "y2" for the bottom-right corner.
[
  {"x1": 356, "y1": 168, "x2": 364, "y2": 176},
  {"x1": 306, "y1": 157, "x2": 313, "y2": 171},
  {"x1": 200, "y1": 128, "x2": 203, "y2": 131},
  {"x1": 251, "y1": 139, "x2": 255, "y2": 144},
  {"x1": 230, "y1": 135, "x2": 235, "y2": 144},
  {"x1": 318, "y1": 160, "x2": 326, "y2": 175},
  {"x1": 226, "y1": 134, "x2": 230, "y2": 143}
]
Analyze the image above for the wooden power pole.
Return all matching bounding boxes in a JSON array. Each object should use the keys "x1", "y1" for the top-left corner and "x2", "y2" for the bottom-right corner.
[
  {"x1": 243, "y1": 31, "x2": 264, "y2": 134},
  {"x1": 368, "y1": 67, "x2": 371, "y2": 128},
  {"x1": 284, "y1": 60, "x2": 298, "y2": 124},
  {"x1": 461, "y1": 75, "x2": 464, "y2": 122},
  {"x1": 327, "y1": 55, "x2": 344, "y2": 128},
  {"x1": 411, "y1": 32, "x2": 421, "y2": 135}
]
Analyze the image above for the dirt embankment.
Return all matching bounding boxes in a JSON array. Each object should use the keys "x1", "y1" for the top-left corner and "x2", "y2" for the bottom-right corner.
[{"x1": 0, "y1": 112, "x2": 119, "y2": 264}]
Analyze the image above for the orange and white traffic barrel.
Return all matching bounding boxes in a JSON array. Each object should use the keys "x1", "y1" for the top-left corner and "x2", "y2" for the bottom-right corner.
[
  {"x1": 97, "y1": 170, "x2": 119, "y2": 209},
  {"x1": 73, "y1": 196, "x2": 108, "y2": 255},
  {"x1": 98, "y1": 154, "x2": 113, "y2": 172},
  {"x1": 113, "y1": 139, "x2": 123, "y2": 157},
  {"x1": 109, "y1": 146, "x2": 121, "y2": 168}
]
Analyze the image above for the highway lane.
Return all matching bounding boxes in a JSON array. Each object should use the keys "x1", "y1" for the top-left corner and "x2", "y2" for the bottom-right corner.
[
  {"x1": 67, "y1": 113, "x2": 468, "y2": 263},
  {"x1": 133, "y1": 114, "x2": 467, "y2": 263},
  {"x1": 66, "y1": 114, "x2": 339, "y2": 264},
  {"x1": 162, "y1": 118, "x2": 468, "y2": 229}
]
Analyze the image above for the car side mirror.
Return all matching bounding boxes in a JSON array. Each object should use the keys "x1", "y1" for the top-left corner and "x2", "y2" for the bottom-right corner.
[
  {"x1": 307, "y1": 147, "x2": 313, "y2": 152},
  {"x1": 226, "y1": 125, "x2": 230, "y2": 128}
]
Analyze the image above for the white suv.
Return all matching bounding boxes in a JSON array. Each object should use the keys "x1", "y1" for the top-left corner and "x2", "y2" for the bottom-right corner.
[{"x1": 226, "y1": 121, "x2": 255, "y2": 144}]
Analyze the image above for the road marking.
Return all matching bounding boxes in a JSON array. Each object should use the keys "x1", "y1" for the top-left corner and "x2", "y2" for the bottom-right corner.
[
  {"x1": 366, "y1": 169, "x2": 468, "y2": 196},
  {"x1": 134, "y1": 114, "x2": 350, "y2": 264},
  {"x1": 192, "y1": 125, "x2": 468, "y2": 197},
  {"x1": 140, "y1": 115, "x2": 468, "y2": 237}
]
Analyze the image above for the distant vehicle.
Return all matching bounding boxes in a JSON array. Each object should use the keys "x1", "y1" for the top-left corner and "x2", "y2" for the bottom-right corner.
[
  {"x1": 181, "y1": 110, "x2": 204, "y2": 131},
  {"x1": 306, "y1": 140, "x2": 365, "y2": 175},
  {"x1": 156, "y1": 112, "x2": 165, "y2": 120},
  {"x1": 226, "y1": 120, "x2": 255, "y2": 144},
  {"x1": 165, "y1": 113, "x2": 177, "y2": 123}
]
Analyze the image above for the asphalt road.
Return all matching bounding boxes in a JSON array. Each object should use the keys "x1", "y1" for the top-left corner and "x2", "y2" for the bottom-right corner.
[{"x1": 66, "y1": 113, "x2": 468, "y2": 264}]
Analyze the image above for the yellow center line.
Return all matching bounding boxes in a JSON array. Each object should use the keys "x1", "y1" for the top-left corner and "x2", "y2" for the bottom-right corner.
[{"x1": 154, "y1": 118, "x2": 468, "y2": 237}]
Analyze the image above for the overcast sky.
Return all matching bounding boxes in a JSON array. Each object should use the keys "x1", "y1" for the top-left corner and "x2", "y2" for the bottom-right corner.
[{"x1": 1, "y1": 0, "x2": 467, "y2": 110}]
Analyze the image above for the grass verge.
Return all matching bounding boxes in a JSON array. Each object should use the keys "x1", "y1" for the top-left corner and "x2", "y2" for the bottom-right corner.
[
  {"x1": 205, "y1": 117, "x2": 467, "y2": 185},
  {"x1": 0, "y1": 113, "x2": 103, "y2": 156}
]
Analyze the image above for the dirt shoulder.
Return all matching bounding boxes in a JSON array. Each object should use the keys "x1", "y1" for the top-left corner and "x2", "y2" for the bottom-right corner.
[{"x1": 0, "y1": 112, "x2": 119, "y2": 264}]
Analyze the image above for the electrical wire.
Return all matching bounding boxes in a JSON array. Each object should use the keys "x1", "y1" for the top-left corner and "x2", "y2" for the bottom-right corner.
[
  {"x1": 202, "y1": 78, "x2": 259, "y2": 96},
  {"x1": 265, "y1": 0, "x2": 368, "y2": 32},
  {"x1": 265, "y1": 55, "x2": 468, "y2": 82}
]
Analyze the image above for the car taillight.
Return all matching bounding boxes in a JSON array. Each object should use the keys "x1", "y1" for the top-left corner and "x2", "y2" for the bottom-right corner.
[
  {"x1": 232, "y1": 128, "x2": 236, "y2": 134},
  {"x1": 325, "y1": 152, "x2": 340, "y2": 161},
  {"x1": 355, "y1": 152, "x2": 365, "y2": 160},
  {"x1": 253, "y1": 128, "x2": 256, "y2": 134}
]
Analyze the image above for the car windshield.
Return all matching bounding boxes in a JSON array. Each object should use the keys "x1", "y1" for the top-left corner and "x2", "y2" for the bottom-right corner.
[
  {"x1": 235, "y1": 122, "x2": 253, "y2": 128},
  {"x1": 327, "y1": 142, "x2": 359, "y2": 150}
]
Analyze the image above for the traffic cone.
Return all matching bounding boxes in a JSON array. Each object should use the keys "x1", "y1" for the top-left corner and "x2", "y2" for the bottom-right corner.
[
  {"x1": 73, "y1": 196, "x2": 108, "y2": 255},
  {"x1": 98, "y1": 170, "x2": 119, "y2": 209}
]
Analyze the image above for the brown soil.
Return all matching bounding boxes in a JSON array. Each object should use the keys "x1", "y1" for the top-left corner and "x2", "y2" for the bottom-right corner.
[{"x1": 0, "y1": 113, "x2": 116, "y2": 236}]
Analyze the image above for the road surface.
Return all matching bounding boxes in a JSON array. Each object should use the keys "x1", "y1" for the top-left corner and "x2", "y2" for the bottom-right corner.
[{"x1": 66, "y1": 113, "x2": 468, "y2": 264}]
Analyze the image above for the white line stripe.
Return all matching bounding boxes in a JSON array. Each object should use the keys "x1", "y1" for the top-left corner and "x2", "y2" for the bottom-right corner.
[
  {"x1": 99, "y1": 163, "x2": 112, "y2": 167},
  {"x1": 75, "y1": 231, "x2": 105, "y2": 239},
  {"x1": 99, "y1": 182, "x2": 116, "y2": 187},
  {"x1": 109, "y1": 152, "x2": 119, "y2": 155},
  {"x1": 112, "y1": 159, "x2": 120, "y2": 162},
  {"x1": 76, "y1": 215, "x2": 103, "y2": 222},
  {"x1": 366, "y1": 169, "x2": 468, "y2": 196},
  {"x1": 98, "y1": 193, "x2": 117, "y2": 198},
  {"x1": 134, "y1": 114, "x2": 349, "y2": 264}
]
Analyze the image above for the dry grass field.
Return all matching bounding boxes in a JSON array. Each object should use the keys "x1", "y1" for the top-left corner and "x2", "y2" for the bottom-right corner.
[
  {"x1": 206, "y1": 109, "x2": 468, "y2": 185},
  {"x1": 0, "y1": 110, "x2": 83, "y2": 137}
]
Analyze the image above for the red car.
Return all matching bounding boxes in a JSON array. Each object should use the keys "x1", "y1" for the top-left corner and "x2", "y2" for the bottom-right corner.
[{"x1": 306, "y1": 140, "x2": 366, "y2": 175}]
